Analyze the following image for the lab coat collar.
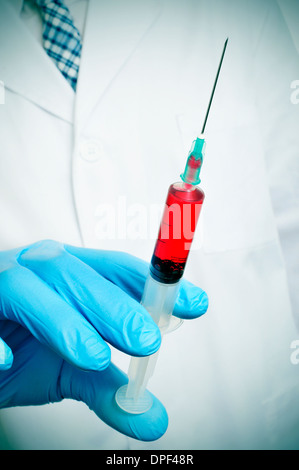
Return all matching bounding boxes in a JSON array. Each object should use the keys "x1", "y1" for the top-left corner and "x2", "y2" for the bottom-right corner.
[
  {"x1": 0, "y1": 0, "x2": 74, "y2": 123},
  {"x1": 0, "y1": 0, "x2": 162, "y2": 127},
  {"x1": 74, "y1": 0, "x2": 162, "y2": 133}
]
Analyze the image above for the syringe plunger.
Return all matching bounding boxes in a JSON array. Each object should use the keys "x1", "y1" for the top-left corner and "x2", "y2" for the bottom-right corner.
[{"x1": 115, "y1": 275, "x2": 181, "y2": 414}]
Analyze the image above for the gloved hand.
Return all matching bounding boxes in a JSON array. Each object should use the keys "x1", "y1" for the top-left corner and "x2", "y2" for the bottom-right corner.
[{"x1": 0, "y1": 240, "x2": 208, "y2": 441}]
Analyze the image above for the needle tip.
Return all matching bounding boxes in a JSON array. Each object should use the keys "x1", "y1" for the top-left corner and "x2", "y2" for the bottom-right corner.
[{"x1": 200, "y1": 37, "x2": 229, "y2": 135}]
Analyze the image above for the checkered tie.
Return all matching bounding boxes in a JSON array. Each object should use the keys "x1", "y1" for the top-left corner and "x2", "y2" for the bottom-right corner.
[{"x1": 36, "y1": 0, "x2": 82, "y2": 91}]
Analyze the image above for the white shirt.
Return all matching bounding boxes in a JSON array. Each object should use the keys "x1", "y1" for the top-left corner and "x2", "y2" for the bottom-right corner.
[{"x1": 17, "y1": 0, "x2": 88, "y2": 40}]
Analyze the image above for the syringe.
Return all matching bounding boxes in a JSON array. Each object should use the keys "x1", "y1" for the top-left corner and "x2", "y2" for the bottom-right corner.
[{"x1": 115, "y1": 38, "x2": 228, "y2": 414}]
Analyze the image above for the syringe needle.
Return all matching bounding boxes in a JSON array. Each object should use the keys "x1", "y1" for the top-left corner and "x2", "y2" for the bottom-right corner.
[{"x1": 201, "y1": 37, "x2": 229, "y2": 135}]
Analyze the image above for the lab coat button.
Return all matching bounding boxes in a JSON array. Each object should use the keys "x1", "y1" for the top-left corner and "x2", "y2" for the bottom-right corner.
[{"x1": 79, "y1": 140, "x2": 103, "y2": 162}]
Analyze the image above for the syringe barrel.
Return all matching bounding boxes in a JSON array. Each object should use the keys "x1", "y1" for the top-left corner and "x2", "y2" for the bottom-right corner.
[
  {"x1": 150, "y1": 182, "x2": 205, "y2": 284},
  {"x1": 141, "y1": 273, "x2": 181, "y2": 332},
  {"x1": 115, "y1": 181, "x2": 205, "y2": 414}
]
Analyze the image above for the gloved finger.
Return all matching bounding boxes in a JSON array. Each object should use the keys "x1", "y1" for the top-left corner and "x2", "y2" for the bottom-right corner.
[
  {"x1": 65, "y1": 245, "x2": 209, "y2": 319},
  {"x1": 0, "y1": 336, "x2": 13, "y2": 371},
  {"x1": 0, "y1": 265, "x2": 110, "y2": 371},
  {"x1": 17, "y1": 241, "x2": 161, "y2": 357},
  {"x1": 61, "y1": 361, "x2": 168, "y2": 442},
  {"x1": 173, "y1": 278, "x2": 209, "y2": 319}
]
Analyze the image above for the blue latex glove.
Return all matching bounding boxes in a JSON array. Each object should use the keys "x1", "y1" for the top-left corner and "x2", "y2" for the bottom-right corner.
[{"x1": 0, "y1": 240, "x2": 208, "y2": 441}]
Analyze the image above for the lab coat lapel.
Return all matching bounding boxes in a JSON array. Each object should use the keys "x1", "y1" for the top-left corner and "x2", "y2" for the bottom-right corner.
[
  {"x1": 75, "y1": 0, "x2": 162, "y2": 133},
  {"x1": 0, "y1": 0, "x2": 74, "y2": 123}
]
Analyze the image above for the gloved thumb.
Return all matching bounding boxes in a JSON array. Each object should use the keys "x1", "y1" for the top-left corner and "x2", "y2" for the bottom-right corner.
[
  {"x1": 60, "y1": 361, "x2": 169, "y2": 442},
  {"x1": 0, "y1": 337, "x2": 13, "y2": 371}
]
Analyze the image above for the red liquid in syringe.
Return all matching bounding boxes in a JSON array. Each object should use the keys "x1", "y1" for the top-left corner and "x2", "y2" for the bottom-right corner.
[{"x1": 150, "y1": 182, "x2": 204, "y2": 284}]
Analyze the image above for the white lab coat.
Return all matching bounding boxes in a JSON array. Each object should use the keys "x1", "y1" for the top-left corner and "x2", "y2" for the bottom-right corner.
[{"x1": 0, "y1": 0, "x2": 299, "y2": 450}]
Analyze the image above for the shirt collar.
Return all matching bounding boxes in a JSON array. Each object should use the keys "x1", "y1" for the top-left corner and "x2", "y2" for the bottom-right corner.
[
  {"x1": 11, "y1": 0, "x2": 82, "y2": 15},
  {"x1": 10, "y1": 0, "x2": 24, "y2": 15}
]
